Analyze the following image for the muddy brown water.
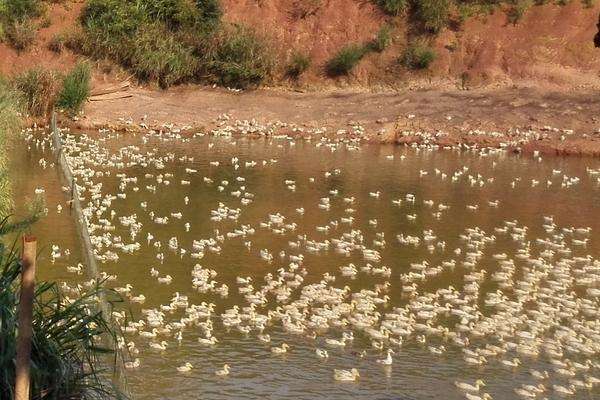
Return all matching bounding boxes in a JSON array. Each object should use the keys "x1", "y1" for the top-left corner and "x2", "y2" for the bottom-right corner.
[{"x1": 10, "y1": 129, "x2": 600, "y2": 400}]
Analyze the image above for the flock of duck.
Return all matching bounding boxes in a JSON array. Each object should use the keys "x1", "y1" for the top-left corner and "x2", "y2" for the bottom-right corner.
[{"x1": 21, "y1": 120, "x2": 600, "y2": 399}]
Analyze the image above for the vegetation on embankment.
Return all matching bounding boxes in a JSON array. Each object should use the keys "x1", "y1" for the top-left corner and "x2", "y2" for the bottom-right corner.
[
  {"x1": 0, "y1": 216, "x2": 125, "y2": 400},
  {"x1": 0, "y1": 78, "x2": 20, "y2": 215},
  {"x1": 63, "y1": 0, "x2": 574, "y2": 88},
  {"x1": 0, "y1": 23, "x2": 118, "y2": 398},
  {"x1": 56, "y1": 61, "x2": 91, "y2": 113},
  {"x1": 7, "y1": 62, "x2": 91, "y2": 119},
  {"x1": 0, "y1": 61, "x2": 90, "y2": 217},
  {"x1": 2, "y1": 0, "x2": 599, "y2": 91},
  {"x1": 0, "y1": 0, "x2": 45, "y2": 50},
  {"x1": 66, "y1": 0, "x2": 273, "y2": 89}
]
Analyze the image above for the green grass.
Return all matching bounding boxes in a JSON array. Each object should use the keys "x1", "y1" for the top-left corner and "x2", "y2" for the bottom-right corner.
[
  {"x1": 506, "y1": 0, "x2": 532, "y2": 24},
  {"x1": 75, "y1": 0, "x2": 273, "y2": 89},
  {"x1": 56, "y1": 62, "x2": 91, "y2": 113},
  {"x1": 0, "y1": 78, "x2": 21, "y2": 215},
  {"x1": 5, "y1": 19, "x2": 36, "y2": 50},
  {"x1": 414, "y1": 0, "x2": 449, "y2": 33},
  {"x1": 128, "y1": 23, "x2": 199, "y2": 88},
  {"x1": 286, "y1": 52, "x2": 311, "y2": 79},
  {"x1": 0, "y1": 0, "x2": 44, "y2": 50},
  {"x1": 326, "y1": 44, "x2": 368, "y2": 77},
  {"x1": 368, "y1": 24, "x2": 393, "y2": 53},
  {"x1": 200, "y1": 24, "x2": 274, "y2": 88},
  {"x1": 400, "y1": 40, "x2": 436, "y2": 70},
  {"x1": 14, "y1": 68, "x2": 58, "y2": 117},
  {"x1": 375, "y1": 0, "x2": 408, "y2": 15},
  {"x1": 0, "y1": 0, "x2": 43, "y2": 22},
  {"x1": 48, "y1": 32, "x2": 65, "y2": 53}
]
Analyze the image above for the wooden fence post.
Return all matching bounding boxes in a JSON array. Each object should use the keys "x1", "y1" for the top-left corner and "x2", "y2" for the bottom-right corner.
[{"x1": 14, "y1": 235, "x2": 37, "y2": 400}]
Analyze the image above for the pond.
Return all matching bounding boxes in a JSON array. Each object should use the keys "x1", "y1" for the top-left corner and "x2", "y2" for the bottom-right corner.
[{"x1": 11, "y1": 126, "x2": 600, "y2": 400}]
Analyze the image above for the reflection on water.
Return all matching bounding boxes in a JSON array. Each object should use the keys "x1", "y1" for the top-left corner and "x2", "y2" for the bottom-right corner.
[{"x1": 10, "y1": 128, "x2": 600, "y2": 400}]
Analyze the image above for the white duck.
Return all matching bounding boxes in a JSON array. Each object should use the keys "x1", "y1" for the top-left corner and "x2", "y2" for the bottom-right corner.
[
  {"x1": 333, "y1": 368, "x2": 360, "y2": 381},
  {"x1": 215, "y1": 364, "x2": 230, "y2": 376},
  {"x1": 271, "y1": 343, "x2": 290, "y2": 354},
  {"x1": 177, "y1": 362, "x2": 193, "y2": 373},
  {"x1": 316, "y1": 348, "x2": 329, "y2": 358},
  {"x1": 376, "y1": 349, "x2": 394, "y2": 365},
  {"x1": 455, "y1": 379, "x2": 485, "y2": 392}
]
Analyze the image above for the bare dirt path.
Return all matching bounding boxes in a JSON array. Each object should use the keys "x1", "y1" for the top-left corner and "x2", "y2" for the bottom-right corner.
[{"x1": 78, "y1": 85, "x2": 600, "y2": 155}]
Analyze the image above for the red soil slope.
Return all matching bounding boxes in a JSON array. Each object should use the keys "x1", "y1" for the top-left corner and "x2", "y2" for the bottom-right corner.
[
  {"x1": 0, "y1": 0, "x2": 599, "y2": 88},
  {"x1": 0, "y1": 2, "x2": 82, "y2": 76}
]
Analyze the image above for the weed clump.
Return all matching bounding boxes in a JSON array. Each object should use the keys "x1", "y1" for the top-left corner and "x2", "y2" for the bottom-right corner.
[
  {"x1": 286, "y1": 52, "x2": 311, "y2": 79},
  {"x1": 14, "y1": 68, "x2": 58, "y2": 116},
  {"x1": 0, "y1": 0, "x2": 43, "y2": 50},
  {"x1": 75, "y1": 0, "x2": 272, "y2": 89},
  {"x1": 414, "y1": 0, "x2": 449, "y2": 33},
  {"x1": 56, "y1": 62, "x2": 91, "y2": 113},
  {"x1": 326, "y1": 44, "x2": 368, "y2": 76},
  {"x1": 506, "y1": 0, "x2": 531, "y2": 24},
  {"x1": 400, "y1": 40, "x2": 436, "y2": 70},
  {"x1": 5, "y1": 20, "x2": 36, "y2": 50},
  {"x1": 375, "y1": 0, "x2": 408, "y2": 15},
  {"x1": 368, "y1": 24, "x2": 393, "y2": 53},
  {"x1": 48, "y1": 33, "x2": 65, "y2": 53},
  {"x1": 201, "y1": 25, "x2": 274, "y2": 89}
]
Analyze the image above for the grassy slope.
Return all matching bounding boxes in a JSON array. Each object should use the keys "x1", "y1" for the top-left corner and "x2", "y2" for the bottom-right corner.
[{"x1": 0, "y1": 0, "x2": 599, "y2": 89}]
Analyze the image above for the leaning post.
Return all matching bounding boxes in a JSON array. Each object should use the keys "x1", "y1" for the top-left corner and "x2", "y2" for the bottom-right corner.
[{"x1": 14, "y1": 235, "x2": 37, "y2": 400}]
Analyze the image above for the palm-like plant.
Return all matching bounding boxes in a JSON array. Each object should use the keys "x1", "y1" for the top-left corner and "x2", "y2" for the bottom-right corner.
[{"x1": 0, "y1": 217, "x2": 126, "y2": 400}]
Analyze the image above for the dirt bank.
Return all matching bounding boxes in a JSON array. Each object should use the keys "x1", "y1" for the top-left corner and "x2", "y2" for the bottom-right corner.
[
  {"x1": 5, "y1": 1, "x2": 600, "y2": 156},
  {"x1": 73, "y1": 84, "x2": 600, "y2": 156},
  {"x1": 2, "y1": 1, "x2": 600, "y2": 89}
]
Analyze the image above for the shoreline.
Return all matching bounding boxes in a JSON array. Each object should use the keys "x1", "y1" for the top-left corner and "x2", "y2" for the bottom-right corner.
[{"x1": 57, "y1": 84, "x2": 600, "y2": 157}]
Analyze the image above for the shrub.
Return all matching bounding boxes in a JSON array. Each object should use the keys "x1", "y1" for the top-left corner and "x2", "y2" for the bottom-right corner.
[
  {"x1": 0, "y1": 77, "x2": 20, "y2": 214},
  {"x1": 506, "y1": 0, "x2": 531, "y2": 24},
  {"x1": 48, "y1": 33, "x2": 65, "y2": 53},
  {"x1": 375, "y1": 0, "x2": 408, "y2": 15},
  {"x1": 368, "y1": 24, "x2": 392, "y2": 53},
  {"x1": 400, "y1": 40, "x2": 436, "y2": 70},
  {"x1": 5, "y1": 20, "x2": 36, "y2": 50},
  {"x1": 201, "y1": 25, "x2": 274, "y2": 88},
  {"x1": 195, "y1": 0, "x2": 223, "y2": 27},
  {"x1": 140, "y1": 0, "x2": 218, "y2": 30},
  {"x1": 1, "y1": 0, "x2": 43, "y2": 22},
  {"x1": 127, "y1": 24, "x2": 198, "y2": 87},
  {"x1": 14, "y1": 68, "x2": 58, "y2": 117},
  {"x1": 77, "y1": 0, "x2": 233, "y2": 88},
  {"x1": 326, "y1": 44, "x2": 368, "y2": 76},
  {"x1": 0, "y1": 0, "x2": 43, "y2": 50},
  {"x1": 57, "y1": 62, "x2": 91, "y2": 113},
  {"x1": 39, "y1": 14, "x2": 52, "y2": 28},
  {"x1": 286, "y1": 52, "x2": 311, "y2": 79},
  {"x1": 0, "y1": 78, "x2": 20, "y2": 134},
  {"x1": 414, "y1": 0, "x2": 449, "y2": 33},
  {"x1": 290, "y1": 0, "x2": 322, "y2": 20},
  {"x1": 77, "y1": 0, "x2": 273, "y2": 89}
]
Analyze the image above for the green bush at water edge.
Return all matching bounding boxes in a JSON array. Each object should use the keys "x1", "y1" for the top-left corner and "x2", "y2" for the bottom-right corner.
[
  {"x1": 14, "y1": 68, "x2": 59, "y2": 117},
  {"x1": 56, "y1": 62, "x2": 91, "y2": 113}
]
